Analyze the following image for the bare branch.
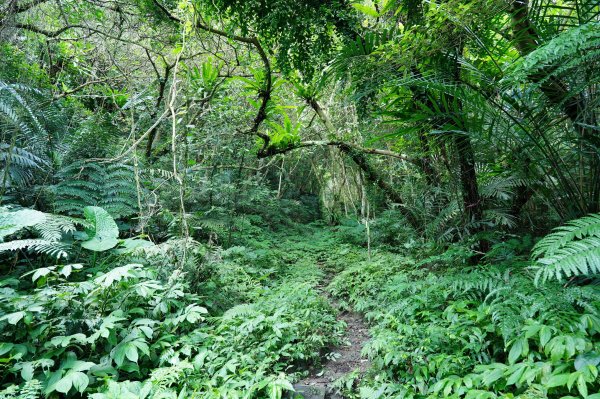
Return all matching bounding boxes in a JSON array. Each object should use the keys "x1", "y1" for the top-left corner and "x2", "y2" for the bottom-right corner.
[
  {"x1": 88, "y1": 109, "x2": 171, "y2": 163},
  {"x1": 151, "y1": 0, "x2": 273, "y2": 149},
  {"x1": 258, "y1": 140, "x2": 413, "y2": 162},
  {"x1": 3, "y1": 0, "x2": 51, "y2": 14},
  {"x1": 14, "y1": 23, "x2": 83, "y2": 37},
  {"x1": 53, "y1": 78, "x2": 112, "y2": 99}
]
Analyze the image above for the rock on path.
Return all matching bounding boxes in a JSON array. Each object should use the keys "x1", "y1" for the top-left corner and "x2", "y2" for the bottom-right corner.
[{"x1": 292, "y1": 270, "x2": 371, "y2": 398}]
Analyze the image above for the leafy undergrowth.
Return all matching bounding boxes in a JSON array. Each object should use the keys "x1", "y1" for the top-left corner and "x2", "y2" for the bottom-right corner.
[
  {"x1": 0, "y1": 220, "x2": 344, "y2": 398},
  {"x1": 3, "y1": 209, "x2": 600, "y2": 399},
  {"x1": 327, "y1": 243, "x2": 600, "y2": 399}
]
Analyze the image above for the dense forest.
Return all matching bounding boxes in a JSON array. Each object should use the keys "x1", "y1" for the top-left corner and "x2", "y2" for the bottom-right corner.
[{"x1": 0, "y1": 0, "x2": 599, "y2": 398}]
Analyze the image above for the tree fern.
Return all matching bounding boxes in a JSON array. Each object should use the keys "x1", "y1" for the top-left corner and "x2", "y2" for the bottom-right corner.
[
  {"x1": 0, "y1": 79, "x2": 58, "y2": 195},
  {"x1": 0, "y1": 144, "x2": 46, "y2": 188},
  {"x1": 0, "y1": 208, "x2": 75, "y2": 258},
  {"x1": 0, "y1": 81, "x2": 48, "y2": 139},
  {"x1": 532, "y1": 213, "x2": 600, "y2": 283},
  {"x1": 53, "y1": 161, "x2": 139, "y2": 219},
  {"x1": 479, "y1": 175, "x2": 530, "y2": 202},
  {"x1": 0, "y1": 206, "x2": 118, "y2": 258},
  {"x1": 0, "y1": 238, "x2": 71, "y2": 259},
  {"x1": 0, "y1": 207, "x2": 79, "y2": 259}
]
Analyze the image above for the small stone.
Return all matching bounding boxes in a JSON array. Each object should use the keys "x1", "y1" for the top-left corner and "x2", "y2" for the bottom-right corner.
[{"x1": 290, "y1": 384, "x2": 326, "y2": 399}]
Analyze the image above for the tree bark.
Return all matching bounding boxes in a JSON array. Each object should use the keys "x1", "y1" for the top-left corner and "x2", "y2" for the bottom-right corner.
[{"x1": 146, "y1": 64, "x2": 172, "y2": 161}]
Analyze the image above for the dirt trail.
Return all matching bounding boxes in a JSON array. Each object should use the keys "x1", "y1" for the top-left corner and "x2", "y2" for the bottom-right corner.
[{"x1": 293, "y1": 270, "x2": 371, "y2": 399}]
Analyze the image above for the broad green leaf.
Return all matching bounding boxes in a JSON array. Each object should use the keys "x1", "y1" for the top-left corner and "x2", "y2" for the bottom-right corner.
[
  {"x1": 55, "y1": 374, "x2": 74, "y2": 394},
  {"x1": 115, "y1": 238, "x2": 154, "y2": 254},
  {"x1": 546, "y1": 373, "x2": 569, "y2": 388},
  {"x1": 71, "y1": 360, "x2": 96, "y2": 372},
  {"x1": 506, "y1": 364, "x2": 526, "y2": 386},
  {"x1": 94, "y1": 264, "x2": 139, "y2": 287},
  {"x1": 575, "y1": 352, "x2": 600, "y2": 370},
  {"x1": 31, "y1": 267, "x2": 54, "y2": 282},
  {"x1": 0, "y1": 208, "x2": 46, "y2": 240},
  {"x1": 113, "y1": 344, "x2": 127, "y2": 367},
  {"x1": 125, "y1": 344, "x2": 138, "y2": 363},
  {"x1": 20, "y1": 362, "x2": 34, "y2": 381},
  {"x1": 0, "y1": 343, "x2": 13, "y2": 356},
  {"x1": 60, "y1": 263, "x2": 82, "y2": 278},
  {"x1": 508, "y1": 338, "x2": 526, "y2": 364},
  {"x1": 351, "y1": 3, "x2": 380, "y2": 17},
  {"x1": 71, "y1": 371, "x2": 90, "y2": 393},
  {"x1": 0, "y1": 311, "x2": 25, "y2": 325},
  {"x1": 540, "y1": 326, "x2": 552, "y2": 347},
  {"x1": 80, "y1": 206, "x2": 119, "y2": 252},
  {"x1": 482, "y1": 366, "x2": 504, "y2": 386},
  {"x1": 577, "y1": 374, "x2": 588, "y2": 397}
]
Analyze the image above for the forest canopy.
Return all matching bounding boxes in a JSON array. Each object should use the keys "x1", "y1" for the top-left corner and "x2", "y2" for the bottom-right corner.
[{"x1": 0, "y1": 0, "x2": 599, "y2": 398}]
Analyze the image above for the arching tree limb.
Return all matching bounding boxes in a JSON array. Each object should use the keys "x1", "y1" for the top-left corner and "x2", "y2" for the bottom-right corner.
[
  {"x1": 302, "y1": 98, "x2": 419, "y2": 228},
  {"x1": 152, "y1": 0, "x2": 273, "y2": 148},
  {"x1": 144, "y1": 51, "x2": 173, "y2": 161},
  {"x1": 1, "y1": 0, "x2": 51, "y2": 15},
  {"x1": 257, "y1": 140, "x2": 413, "y2": 162},
  {"x1": 14, "y1": 23, "x2": 84, "y2": 37}
]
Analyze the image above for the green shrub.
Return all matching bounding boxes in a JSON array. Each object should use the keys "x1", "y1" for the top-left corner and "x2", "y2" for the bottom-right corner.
[
  {"x1": 0, "y1": 214, "x2": 344, "y2": 398},
  {"x1": 0, "y1": 263, "x2": 207, "y2": 397},
  {"x1": 329, "y1": 245, "x2": 600, "y2": 398}
]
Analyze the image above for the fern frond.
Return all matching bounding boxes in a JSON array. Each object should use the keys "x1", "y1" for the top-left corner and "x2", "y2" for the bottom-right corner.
[
  {"x1": 480, "y1": 176, "x2": 529, "y2": 201},
  {"x1": 508, "y1": 21, "x2": 600, "y2": 83},
  {"x1": 0, "y1": 208, "x2": 83, "y2": 258},
  {"x1": 34, "y1": 215, "x2": 80, "y2": 241},
  {"x1": 0, "y1": 81, "x2": 47, "y2": 137},
  {"x1": 0, "y1": 239, "x2": 70, "y2": 259},
  {"x1": 532, "y1": 214, "x2": 600, "y2": 283},
  {"x1": 532, "y1": 213, "x2": 600, "y2": 258},
  {"x1": 53, "y1": 161, "x2": 139, "y2": 218},
  {"x1": 535, "y1": 237, "x2": 600, "y2": 284},
  {"x1": 221, "y1": 304, "x2": 259, "y2": 320}
]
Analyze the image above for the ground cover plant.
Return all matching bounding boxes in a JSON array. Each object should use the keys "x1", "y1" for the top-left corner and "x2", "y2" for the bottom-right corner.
[{"x1": 0, "y1": 0, "x2": 599, "y2": 398}]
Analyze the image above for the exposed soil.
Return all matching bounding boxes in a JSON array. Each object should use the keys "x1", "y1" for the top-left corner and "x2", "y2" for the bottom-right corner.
[{"x1": 295, "y1": 270, "x2": 371, "y2": 398}]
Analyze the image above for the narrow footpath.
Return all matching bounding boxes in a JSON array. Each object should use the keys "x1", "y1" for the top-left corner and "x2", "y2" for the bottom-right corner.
[{"x1": 293, "y1": 268, "x2": 371, "y2": 399}]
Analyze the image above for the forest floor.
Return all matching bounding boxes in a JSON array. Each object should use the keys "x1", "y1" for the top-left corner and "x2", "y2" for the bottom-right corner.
[{"x1": 294, "y1": 266, "x2": 371, "y2": 399}]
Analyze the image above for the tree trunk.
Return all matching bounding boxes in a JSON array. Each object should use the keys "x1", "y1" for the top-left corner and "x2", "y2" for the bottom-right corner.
[
  {"x1": 337, "y1": 143, "x2": 419, "y2": 228},
  {"x1": 146, "y1": 65, "x2": 172, "y2": 161}
]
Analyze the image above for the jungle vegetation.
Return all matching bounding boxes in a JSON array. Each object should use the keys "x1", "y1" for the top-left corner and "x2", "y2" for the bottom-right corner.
[{"x1": 0, "y1": 0, "x2": 599, "y2": 397}]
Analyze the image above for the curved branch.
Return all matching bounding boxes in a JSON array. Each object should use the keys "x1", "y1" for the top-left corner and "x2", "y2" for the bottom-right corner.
[
  {"x1": 192, "y1": 19, "x2": 272, "y2": 144},
  {"x1": 14, "y1": 23, "x2": 84, "y2": 37},
  {"x1": 151, "y1": 0, "x2": 273, "y2": 148},
  {"x1": 264, "y1": 97, "x2": 414, "y2": 163},
  {"x1": 257, "y1": 140, "x2": 413, "y2": 162},
  {"x1": 15, "y1": 23, "x2": 157, "y2": 53},
  {"x1": 3, "y1": 0, "x2": 51, "y2": 15},
  {"x1": 257, "y1": 98, "x2": 419, "y2": 227},
  {"x1": 53, "y1": 78, "x2": 112, "y2": 99}
]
